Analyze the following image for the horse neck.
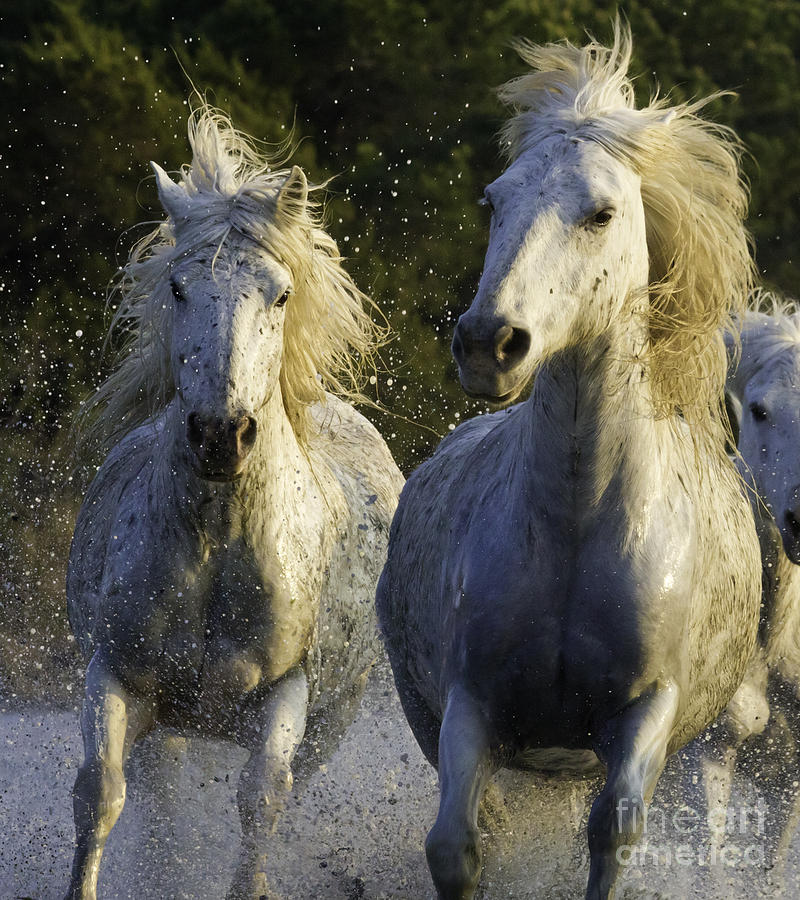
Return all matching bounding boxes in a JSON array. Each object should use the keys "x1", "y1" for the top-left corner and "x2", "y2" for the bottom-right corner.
[
  {"x1": 248, "y1": 386, "x2": 320, "y2": 479},
  {"x1": 522, "y1": 312, "x2": 662, "y2": 509}
]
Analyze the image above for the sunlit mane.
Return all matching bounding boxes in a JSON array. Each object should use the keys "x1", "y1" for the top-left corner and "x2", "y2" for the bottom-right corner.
[
  {"x1": 80, "y1": 102, "x2": 384, "y2": 451},
  {"x1": 498, "y1": 19, "x2": 755, "y2": 437},
  {"x1": 731, "y1": 289, "x2": 800, "y2": 393}
]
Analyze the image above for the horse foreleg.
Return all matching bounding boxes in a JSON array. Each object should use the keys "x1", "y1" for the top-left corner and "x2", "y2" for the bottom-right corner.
[
  {"x1": 65, "y1": 653, "x2": 154, "y2": 900},
  {"x1": 425, "y1": 685, "x2": 495, "y2": 900},
  {"x1": 228, "y1": 666, "x2": 309, "y2": 900},
  {"x1": 737, "y1": 671, "x2": 800, "y2": 884},
  {"x1": 383, "y1": 642, "x2": 442, "y2": 769},
  {"x1": 585, "y1": 680, "x2": 679, "y2": 900},
  {"x1": 685, "y1": 652, "x2": 768, "y2": 894}
]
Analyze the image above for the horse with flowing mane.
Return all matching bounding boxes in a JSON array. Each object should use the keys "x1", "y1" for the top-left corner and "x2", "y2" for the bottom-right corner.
[
  {"x1": 691, "y1": 292, "x2": 800, "y2": 889},
  {"x1": 377, "y1": 23, "x2": 761, "y2": 900},
  {"x1": 65, "y1": 103, "x2": 403, "y2": 899}
]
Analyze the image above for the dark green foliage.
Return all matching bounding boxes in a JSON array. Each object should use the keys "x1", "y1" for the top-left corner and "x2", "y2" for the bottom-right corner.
[
  {"x1": 4, "y1": 1, "x2": 799, "y2": 461},
  {"x1": 0, "y1": 0, "x2": 798, "y2": 697}
]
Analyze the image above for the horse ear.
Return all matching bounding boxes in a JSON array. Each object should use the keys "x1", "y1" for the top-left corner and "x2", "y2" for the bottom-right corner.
[
  {"x1": 276, "y1": 165, "x2": 308, "y2": 220},
  {"x1": 151, "y1": 162, "x2": 192, "y2": 222}
]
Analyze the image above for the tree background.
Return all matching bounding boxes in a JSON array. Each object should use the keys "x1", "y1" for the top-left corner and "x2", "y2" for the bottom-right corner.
[{"x1": 1, "y1": 0, "x2": 799, "y2": 699}]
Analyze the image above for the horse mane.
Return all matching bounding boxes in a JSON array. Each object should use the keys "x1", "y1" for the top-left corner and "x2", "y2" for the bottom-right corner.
[
  {"x1": 498, "y1": 19, "x2": 755, "y2": 442},
  {"x1": 79, "y1": 102, "x2": 384, "y2": 452},
  {"x1": 730, "y1": 289, "x2": 800, "y2": 393}
]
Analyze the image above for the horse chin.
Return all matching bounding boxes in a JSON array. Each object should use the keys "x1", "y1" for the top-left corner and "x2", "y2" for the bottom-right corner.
[
  {"x1": 462, "y1": 386, "x2": 522, "y2": 405},
  {"x1": 782, "y1": 535, "x2": 800, "y2": 567},
  {"x1": 189, "y1": 458, "x2": 245, "y2": 483},
  {"x1": 458, "y1": 370, "x2": 528, "y2": 406}
]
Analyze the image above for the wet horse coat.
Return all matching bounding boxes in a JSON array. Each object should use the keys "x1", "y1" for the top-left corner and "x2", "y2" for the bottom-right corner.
[
  {"x1": 377, "y1": 25, "x2": 761, "y2": 900},
  {"x1": 65, "y1": 106, "x2": 403, "y2": 899}
]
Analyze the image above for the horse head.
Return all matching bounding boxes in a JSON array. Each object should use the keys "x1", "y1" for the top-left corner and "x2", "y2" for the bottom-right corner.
[
  {"x1": 729, "y1": 307, "x2": 800, "y2": 563},
  {"x1": 453, "y1": 26, "x2": 752, "y2": 433},
  {"x1": 452, "y1": 136, "x2": 648, "y2": 402},
  {"x1": 153, "y1": 163, "x2": 309, "y2": 481}
]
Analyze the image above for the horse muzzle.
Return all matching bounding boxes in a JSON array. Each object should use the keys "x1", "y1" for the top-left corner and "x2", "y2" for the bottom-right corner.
[
  {"x1": 186, "y1": 411, "x2": 258, "y2": 481},
  {"x1": 451, "y1": 313, "x2": 532, "y2": 403}
]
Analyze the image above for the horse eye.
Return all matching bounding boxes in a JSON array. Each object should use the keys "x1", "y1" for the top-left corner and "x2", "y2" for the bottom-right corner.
[
  {"x1": 274, "y1": 288, "x2": 291, "y2": 308},
  {"x1": 749, "y1": 402, "x2": 768, "y2": 422},
  {"x1": 591, "y1": 208, "x2": 614, "y2": 227},
  {"x1": 171, "y1": 280, "x2": 186, "y2": 303}
]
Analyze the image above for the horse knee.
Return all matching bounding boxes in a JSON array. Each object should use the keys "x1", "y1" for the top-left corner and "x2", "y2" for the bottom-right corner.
[
  {"x1": 425, "y1": 821, "x2": 482, "y2": 900},
  {"x1": 588, "y1": 788, "x2": 645, "y2": 856},
  {"x1": 237, "y1": 761, "x2": 293, "y2": 837},
  {"x1": 73, "y1": 758, "x2": 127, "y2": 836}
]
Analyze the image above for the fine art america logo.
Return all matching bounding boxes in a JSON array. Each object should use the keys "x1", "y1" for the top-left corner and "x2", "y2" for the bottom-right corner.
[{"x1": 616, "y1": 798, "x2": 766, "y2": 868}]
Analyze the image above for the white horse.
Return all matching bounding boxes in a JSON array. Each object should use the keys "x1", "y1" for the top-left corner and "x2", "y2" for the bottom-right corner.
[
  {"x1": 695, "y1": 294, "x2": 800, "y2": 882},
  {"x1": 65, "y1": 104, "x2": 403, "y2": 900},
  {"x1": 376, "y1": 24, "x2": 762, "y2": 900}
]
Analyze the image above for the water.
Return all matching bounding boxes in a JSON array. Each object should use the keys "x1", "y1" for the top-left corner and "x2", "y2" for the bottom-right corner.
[{"x1": 1, "y1": 663, "x2": 798, "y2": 898}]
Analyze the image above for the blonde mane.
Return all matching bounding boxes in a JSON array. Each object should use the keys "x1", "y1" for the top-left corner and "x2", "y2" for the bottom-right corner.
[
  {"x1": 498, "y1": 20, "x2": 755, "y2": 438},
  {"x1": 80, "y1": 103, "x2": 384, "y2": 451}
]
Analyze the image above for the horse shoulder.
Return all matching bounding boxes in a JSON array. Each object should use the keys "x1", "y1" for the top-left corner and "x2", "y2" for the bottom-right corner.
[
  {"x1": 379, "y1": 406, "x2": 522, "y2": 650},
  {"x1": 311, "y1": 393, "x2": 404, "y2": 525},
  {"x1": 666, "y1": 445, "x2": 762, "y2": 745},
  {"x1": 298, "y1": 396, "x2": 401, "y2": 709},
  {"x1": 67, "y1": 420, "x2": 165, "y2": 657},
  {"x1": 386, "y1": 404, "x2": 523, "y2": 568}
]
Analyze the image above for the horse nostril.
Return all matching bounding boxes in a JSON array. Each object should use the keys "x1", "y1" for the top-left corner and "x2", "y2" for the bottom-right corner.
[
  {"x1": 451, "y1": 321, "x2": 469, "y2": 366},
  {"x1": 494, "y1": 324, "x2": 531, "y2": 368},
  {"x1": 786, "y1": 509, "x2": 800, "y2": 542},
  {"x1": 186, "y1": 411, "x2": 203, "y2": 450},
  {"x1": 233, "y1": 415, "x2": 258, "y2": 455}
]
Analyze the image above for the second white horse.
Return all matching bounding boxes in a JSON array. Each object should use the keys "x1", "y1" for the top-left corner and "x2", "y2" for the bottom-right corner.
[{"x1": 377, "y1": 24, "x2": 761, "y2": 900}]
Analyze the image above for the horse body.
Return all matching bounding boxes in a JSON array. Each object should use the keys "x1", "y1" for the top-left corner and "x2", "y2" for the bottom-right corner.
[
  {"x1": 65, "y1": 107, "x2": 402, "y2": 900},
  {"x1": 386, "y1": 352, "x2": 752, "y2": 755},
  {"x1": 69, "y1": 391, "x2": 390, "y2": 728},
  {"x1": 694, "y1": 299, "x2": 800, "y2": 882},
  {"x1": 377, "y1": 25, "x2": 761, "y2": 899}
]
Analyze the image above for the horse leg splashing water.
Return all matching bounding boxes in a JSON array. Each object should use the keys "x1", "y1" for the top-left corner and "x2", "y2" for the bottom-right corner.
[
  {"x1": 377, "y1": 22, "x2": 761, "y2": 900},
  {"x1": 65, "y1": 104, "x2": 403, "y2": 900}
]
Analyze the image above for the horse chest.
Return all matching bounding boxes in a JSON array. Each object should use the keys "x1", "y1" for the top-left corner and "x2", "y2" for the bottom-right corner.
[
  {"x1": 447, "y1": 488, "x2": 694, "y2": 743},
  {"x1": 193, "y1": 533, "x2": 318, "y2": 681},
  {"x1": 105, "y1": 527, "x2": 319, "y2": 709}
]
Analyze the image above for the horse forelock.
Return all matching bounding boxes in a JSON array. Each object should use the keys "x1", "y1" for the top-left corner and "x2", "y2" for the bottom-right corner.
[
  {"x1": 498, "y1": 20, "x2": 635, "y2": 159},
  {"x1": 497, "y1": 17, "x2": 754, "y2": 447},
  {"x1": 78, "y1": 102, "x2": 383, "y2": 454},
  {"x1": 733, "y1": 292, "x2": 800, "y2": 391}
]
